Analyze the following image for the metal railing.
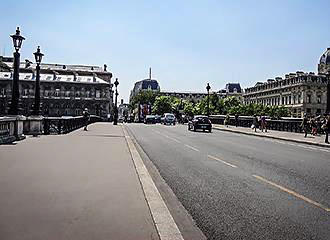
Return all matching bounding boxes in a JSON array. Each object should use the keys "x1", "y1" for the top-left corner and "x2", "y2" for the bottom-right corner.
[
  {"x1": 43, "y1": 115, "x2": 103, "y2": 135},
  {"x1": 209, "y1": 115, "x2": 308, "y2": 133}
]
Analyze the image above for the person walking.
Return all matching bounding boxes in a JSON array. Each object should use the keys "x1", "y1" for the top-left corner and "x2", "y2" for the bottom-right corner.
[
  {"x1": 301, "y1": 114, "x2": 309, "y2": 138},
  {"x1": 310, "y1": 116, "x2": 317, "y2": 136},
  {"x1": 235, "y1": 114, "x2": 239, "y2": 127},
  {"x1": 224, "y1": 114, "x2": 230, "y2": 127},
  {"x1": 83, "y1": 108, "x2": 90, "y2": 131},
  {"x1": 252, "y1": 115, "x2": 258, "y2": 132},
  {"x1": 261, "y1": 116, "x2": 267, "y2": 132},
  {"x1": 322, "y1": 114, "x2": 330, "y2": 144}
]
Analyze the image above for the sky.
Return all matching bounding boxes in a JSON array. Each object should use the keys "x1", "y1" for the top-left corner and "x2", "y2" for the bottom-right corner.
[{"x1": 0, "y1": 0, "x2": 329, "y2": 102}]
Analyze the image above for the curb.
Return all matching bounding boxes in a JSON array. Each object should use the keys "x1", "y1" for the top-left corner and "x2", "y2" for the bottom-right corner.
[
  {"x1": 213, "y1": 126, "x2": 330, "y2": 148},
  {"x1": 122, "y1": 125, "x2": 185, "y2": 240}
]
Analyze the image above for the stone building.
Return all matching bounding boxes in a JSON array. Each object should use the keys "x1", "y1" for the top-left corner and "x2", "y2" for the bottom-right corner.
[
  {"x1": 160, "y1": 83, "x2": 243, "y2": 103},
  {"x1": 0, "y1": 56, "x2": 113, "y2": 118},
  {"x1": 243, "y1": 48, "x2": 330, "y2": 117},
  {"x1": 129, "y1": 68, "x2": 160, "y2": 101}
]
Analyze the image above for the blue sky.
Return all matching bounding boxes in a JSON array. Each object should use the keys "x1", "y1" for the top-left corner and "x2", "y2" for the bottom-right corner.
[{"x1": 0, "y1": 0, "x2": 329, "y2": 102}]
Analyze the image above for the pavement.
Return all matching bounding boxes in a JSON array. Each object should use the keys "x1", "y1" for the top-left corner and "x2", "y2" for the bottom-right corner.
[
  {"x1": 0, "y1": 123, "x2": 195, "y2": 240},
  {"x1": 127, "y1": 123, "x2": 330, "y2": 240},
  {"x1": 212, "y1": 124, "x2": 330, "y2": 148}
]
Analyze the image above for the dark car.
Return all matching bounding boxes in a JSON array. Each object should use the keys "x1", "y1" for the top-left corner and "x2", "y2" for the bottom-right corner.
[
  {"x1": 144, "y1": 115, "x2": 156, "y2": 124},
  {"x1": 188, "y1": 115, "x2": 212, "y2": 132},
  {"x1": 154, "y1": 115, "x2": 161, "y2": 123}
]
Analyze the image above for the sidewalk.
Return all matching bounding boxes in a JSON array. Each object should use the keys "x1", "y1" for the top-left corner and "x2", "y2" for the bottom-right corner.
[
  {"x1": 0, "y1": 123, "x2": 159, "y2": 240},
  {"x1": 213, "y1": 124, "x2": 330, "y2": 148}
]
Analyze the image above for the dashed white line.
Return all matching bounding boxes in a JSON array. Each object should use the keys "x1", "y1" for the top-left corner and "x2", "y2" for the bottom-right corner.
[
  {"x1": 185, "y1": 144, "x2": 200, "y2": 152},
  {"x1": 207, "y1": 155, "x2": 238, "y2": 168}
]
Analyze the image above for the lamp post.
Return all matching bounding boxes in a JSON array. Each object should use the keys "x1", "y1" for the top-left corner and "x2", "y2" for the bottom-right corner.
[
  {"x1": 206, "y1": 83, "x2": 211, "y2": 116},
  {"x1": 113, "y1": 78, "x2": 119, "y2": 125},
  {"x1": 32, "y1": 46, "x2": 44, "y2": 115},
  {"x1": 8, "y1": 27, "x2": 25, "y2": 115}
]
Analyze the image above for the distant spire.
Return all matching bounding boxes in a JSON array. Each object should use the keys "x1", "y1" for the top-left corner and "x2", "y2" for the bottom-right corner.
[{"x1": 149, "y1": 67, "x2": 152, "y2": 80}]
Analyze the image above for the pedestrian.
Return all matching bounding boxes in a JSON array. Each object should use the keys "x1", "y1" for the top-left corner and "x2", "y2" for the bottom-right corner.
[
  {"x1": 224, "y1": 114, "x2": 230, "y2": 127},
  {"x1": 261, "y1": 116, "x2": 267, "y2": 132},
  {"x1": 301, "y1": 114, "x2": 309, "y2": 138},
  {"x1": 235, "y1": 114, "x2": 239, "y2": 127},
  {"x1": 310, "y1": 116, "x2": 317, "y2": 136},
  {"x1": 83, "y1": 108, "x2": 90, "y2": 131},
  {"x1": 252, "y1": 115, "x2": 258, "y2": 132},
  {"x1": 322, "y1": 114, "x2": 330, "y2": 144}
]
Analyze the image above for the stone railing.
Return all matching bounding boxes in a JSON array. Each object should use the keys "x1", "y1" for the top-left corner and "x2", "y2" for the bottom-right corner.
[
  {"x1": 43, "y1": 115, "x2": 102, "y2": 135},
  {"x1": 209, "y1": 115, "x2": 308, "y2": 133},
  {"x1": 0, "y1": 117, "x2": 24, "y2": 144}
]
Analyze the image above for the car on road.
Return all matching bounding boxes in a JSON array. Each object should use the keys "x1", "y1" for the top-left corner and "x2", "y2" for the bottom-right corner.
[
  {"x1": 162, "y1": 113, "x2": 176, "y2": 125},
  {"x1": 154, "y1": 115, "x2": 162, "y2": 123},
  {"x1": 144, "y1": 115, "x2": 156, "y2": 124},
  {"x1": 188, "y1": 115, "x2": 212, "y2": 132}
]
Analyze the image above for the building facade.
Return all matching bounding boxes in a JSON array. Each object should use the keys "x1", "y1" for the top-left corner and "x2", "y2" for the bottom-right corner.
[
  {"x1": 161, "y1": 83, "x2": 243, "y2": 103},
  {"x1": 0, "y1": 56, "x2": 113, "y2": 118},
  {"x1": 243, "y1": 48, "x2": 330, "y2": 117}
]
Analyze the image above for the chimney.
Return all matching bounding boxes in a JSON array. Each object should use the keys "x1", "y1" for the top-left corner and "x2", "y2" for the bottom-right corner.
[
  {"x1": 104, "y1": 64, "x2": 107, "y2": 71},
  {"x1": 121, "y1": 99, "x2": 124, "y2": 105},
  {"x1": 149, "y1": 67, "x2": 152, "y2": 80}
]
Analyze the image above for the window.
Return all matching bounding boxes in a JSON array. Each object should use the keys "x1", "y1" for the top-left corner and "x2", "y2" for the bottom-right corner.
[
  {"x1": 307, "y1": 108, "x2": 311, "y2": 113},
  {"x1": 57, "y1": 77, "x2": 61, "y2": 81},
  {"x1": 55, "y1": 89, "x2": 60, "y2": 97},
  {"x1": 46, "y1": 76, "x2": 52, "y2": 81},
  {"x1": 317, "y1": 95, "x2": 321, "y2": 104},
  {"x1": 307, "y1": 94, "x2": 311, "y2": 104},
  {"x1": 87, "y1": 78, "x2": 91, "y2": 82},
  {"x1": 96, "y1": 90, "x2": 100, "y2": 98}
]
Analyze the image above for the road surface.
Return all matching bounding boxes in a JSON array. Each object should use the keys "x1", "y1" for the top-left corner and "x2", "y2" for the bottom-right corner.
[{"x1": 127, "y1": 123, "x2": 330, "y2": 240}]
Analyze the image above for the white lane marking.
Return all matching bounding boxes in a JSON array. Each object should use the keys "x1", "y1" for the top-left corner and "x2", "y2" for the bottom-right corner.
[
  {"x1": 184, "y1": 144, "x2": 200, "y2": 152},
  {"x1": 151, "y1": 129, "x2": 182, "y2": 143},
  {"x1": 123, "y1": 126, "x2": 185, "y2": 239},
  {"x1": 253, "y1": 175, "x2": 330, "y2": 212},
  {"x1": 165, "y1": 135, "x2": 181, "y2": 143},
  {"x1": 207, "y1": 155, "x2": 238, "y2": 168}
]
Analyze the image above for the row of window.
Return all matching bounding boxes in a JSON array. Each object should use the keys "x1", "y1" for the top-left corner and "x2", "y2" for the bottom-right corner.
[
  {"x1": 245, "y1": 93, "x2": 322, "y2": 105},
  {"x1": 246, "y1": 77, "x2": 327, "y2": 93}
]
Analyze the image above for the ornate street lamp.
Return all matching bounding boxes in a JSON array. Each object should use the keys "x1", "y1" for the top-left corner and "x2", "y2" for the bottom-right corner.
[
  {"x1": 113, "y1": 78, "x2": 119, "y2": 125},
  {"x1": 32, "y1": 46, "x2": 44, "y2": 115},
  {"x1": 8, "y1": 27, "x2": 25, "y2": 115},
  {"x1": 206, "y1": 83, "x2": 211, "y2": 116}
]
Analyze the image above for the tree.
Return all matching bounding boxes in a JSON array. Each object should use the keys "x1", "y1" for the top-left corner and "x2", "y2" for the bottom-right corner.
[
  {"x1": 129, "y1": 90, "x2": 158, "y2": 109},
  {"x1": 152, "y1": 96, "x2": 173, "y2": 115}
]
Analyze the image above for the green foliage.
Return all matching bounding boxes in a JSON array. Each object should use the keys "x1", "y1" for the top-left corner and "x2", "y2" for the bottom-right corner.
[
  {"x1": 131, "y1": 92, "x2": 289, "y2": 118},
  {"x1": 152, "y1": 96, "x2": 173, "y2": 115},
  {"x1": 129, "y1": 90, "x2": 158, "y2": 109}
]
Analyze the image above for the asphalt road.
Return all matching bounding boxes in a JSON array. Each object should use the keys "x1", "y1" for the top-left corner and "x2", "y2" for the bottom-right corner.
[{"x1": 127, "y1": 123, "x2": 330, "y2": 240}]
